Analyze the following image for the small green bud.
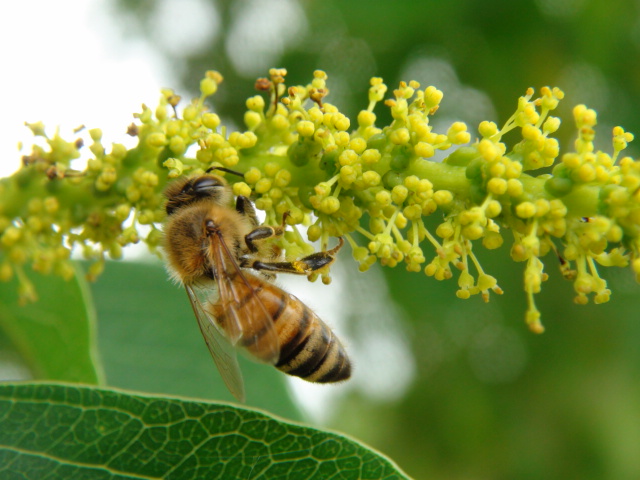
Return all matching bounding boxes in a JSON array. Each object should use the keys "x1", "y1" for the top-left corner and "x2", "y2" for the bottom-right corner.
[
  {"x1": 465, "y1": 157, "x2": 484, "y2": 180},
  {"x1": 390, "y1": 146, "x2": 411, "y2": 171},
  {"x1": 320, "y1": 149, "x2": 339, "y2": 172},
  {"x1": 382, "y1": 170, "x2": 404, "y2": 189},
  {"x1": 307, "y1": 225, "x2": 322, "y2": 242},
  {"x1": 288, "y1": 140, "x2": 320, "y2": 167},
  {"x1": 367, "y1": 132, "x2": 387, "y2": 151},
  {"x1": 444, "y1": 146, "x2": 479, "y2": 166}
]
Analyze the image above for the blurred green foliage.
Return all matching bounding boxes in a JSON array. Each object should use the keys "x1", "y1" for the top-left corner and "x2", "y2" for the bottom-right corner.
[
  {"x1": 0, "y1": 264, "x2": 103, "y2": 384},
  {"x1": 353, "y1": 250, "x2": 640, "y2": 479},
  {"x1": 92, "y1": 260, "x2": 303, "y2": 421}
]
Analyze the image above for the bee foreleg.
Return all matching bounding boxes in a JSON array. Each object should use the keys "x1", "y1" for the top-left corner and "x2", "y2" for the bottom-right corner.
[
  {"x1": 235, "y1": 196, "x2": 259, "y2": 227},
  {"x1": 243, "y1": 212, "x2": 290, "y2": 253},
  {"x1": 245, "y1": 237, "x2": 344, "y2": 275}
]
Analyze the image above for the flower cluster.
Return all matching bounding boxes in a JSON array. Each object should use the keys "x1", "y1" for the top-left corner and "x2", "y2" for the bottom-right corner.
[{"x1": 1, "y1": 69, "x2": 639, "y2": 332}]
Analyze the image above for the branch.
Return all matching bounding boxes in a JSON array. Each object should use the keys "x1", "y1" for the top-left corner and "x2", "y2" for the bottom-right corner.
[{"x1": 1, "y1": 69, "x2": 638, "y2": 332}]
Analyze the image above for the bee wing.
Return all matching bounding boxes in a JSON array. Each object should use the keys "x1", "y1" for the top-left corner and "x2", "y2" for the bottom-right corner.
[
  {"x1": 185, "y1": 283, "x2": 246, "y2": 403},
  {"x1": 210, "y1": 231, "x2": 280, "y2": 365}
]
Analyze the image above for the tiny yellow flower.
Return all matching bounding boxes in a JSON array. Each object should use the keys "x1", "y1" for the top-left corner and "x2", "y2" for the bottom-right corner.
[
  {"x1": 487, "y1": 178, "x2": 508, "y2": 195},
  {"x1": 516, "y1": 202, "x2": 536, "y2": 218},
  {"x1": 433, "y1": 190, "x2": 453, "y2": 206}
]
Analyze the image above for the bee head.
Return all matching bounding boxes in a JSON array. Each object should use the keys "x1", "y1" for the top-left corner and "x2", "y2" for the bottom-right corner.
[{"x1": 164, "y1": 174, "x2": 231, "y2": 215}]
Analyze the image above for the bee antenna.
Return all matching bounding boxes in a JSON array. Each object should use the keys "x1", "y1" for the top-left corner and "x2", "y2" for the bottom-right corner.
[{"x1": 206, "y1": 166, "x2": 244, "y2": 178}]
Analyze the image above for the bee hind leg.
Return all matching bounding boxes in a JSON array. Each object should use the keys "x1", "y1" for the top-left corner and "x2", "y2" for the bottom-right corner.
[{"x1": 245, "y1": 237, "x2": 344, "y2": 275}]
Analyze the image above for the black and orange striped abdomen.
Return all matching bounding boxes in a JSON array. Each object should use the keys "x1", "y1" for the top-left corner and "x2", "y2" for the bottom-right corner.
[{"x1": 213, "y1": 273, "x2": 351, "y2": 383}]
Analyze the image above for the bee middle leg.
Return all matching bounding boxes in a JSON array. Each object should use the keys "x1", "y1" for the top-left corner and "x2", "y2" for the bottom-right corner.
[{"x1": 244, "y1": 237, "x2": 344, "y2": 275}]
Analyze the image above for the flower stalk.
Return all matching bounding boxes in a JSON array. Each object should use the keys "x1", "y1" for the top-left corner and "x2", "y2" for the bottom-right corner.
[{"x1": 1, "y1": 68, "x2": 639, "y2": 332}]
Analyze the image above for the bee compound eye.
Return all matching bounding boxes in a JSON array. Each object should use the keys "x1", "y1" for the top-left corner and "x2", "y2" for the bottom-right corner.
[{"x1": 192, "y1": 176, "x2": 222, "y2": 195}]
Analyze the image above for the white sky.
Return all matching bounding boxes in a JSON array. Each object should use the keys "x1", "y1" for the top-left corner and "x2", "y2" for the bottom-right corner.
[{"x1": 0, "y1": 1, "x2": 168, "y2": 178}]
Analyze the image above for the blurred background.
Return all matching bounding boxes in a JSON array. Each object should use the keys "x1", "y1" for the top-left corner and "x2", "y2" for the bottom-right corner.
[{"x1": 2, "y1": 1, "x2": 640, "y2": 478}]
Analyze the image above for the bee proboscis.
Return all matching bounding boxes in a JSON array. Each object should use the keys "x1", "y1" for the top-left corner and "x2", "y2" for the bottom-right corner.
[{"x1": 163, "y1": 170, "x2": 351, "y2": 402}]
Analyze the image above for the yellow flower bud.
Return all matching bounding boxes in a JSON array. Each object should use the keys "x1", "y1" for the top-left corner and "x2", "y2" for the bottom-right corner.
[
  {"x1": 507, "y1": 179, "x2": 524, "y2": 197},
  {"x1": 516, "y1": 201, "x2": 536, "y2": 218},
  {"x1": 391, "y1": 185, "x2": 409, "y2": 204},
  {"x1": 404, "y1": 175, "x2": 419, "y2": 191},
  {"x1": 362, "y1": 170, "x2": 381, "y2": 186},
  {"x1": 436, "y1": 221, "x2": 454, "y2": 239},
  {"x1": 270, "y1": 113, "x2": 289, "y2": 130},
  {"x1": 375, "y1": 190, "x2": 392, "y2": 207},
  {"x1": 489, "y1": 162, "x2": 506, "y2": 178},
  {"x1": 575, "y1": 163, "x2": 596, "y2": 182},
  {"x1": 389, "y1": 128, "x2": 410, "y2": 145},
  {"x1": 358, "y1": 110, "x2": 376, "y2": 127},
  {"x1": 254, "y1": 178, "x2": 272, "y2": 194},
  {"x1": 334, "y1": 131, "x2": 350, "y2": 147},
  {"x1": 246, "y1": 95, "x2": 265, "y2": 111},
  {"x1": 415, "y1": 142, "x2": 435, "y2": 158},
  {"x1": 433, "y1": 190, "x2": 453, "y2": 206},
  {"x1": 479, "y1": 121, "x2": 498, "y2": 138},
  {"x1": 339, "y1": 165, "x2": 358, "y2": 185},
  {"x1": 403, "y1": 204, "x2": 422, "y2": 220},
  {"x1": 339, "y1": 149, "x2": 358, "y2": 166},
  {"x1": 522, "y1": 124, "x2": 542, "y2": 141},
  {"x1": 424, "y1": 86, "x2": 443, "y2": 109},
  {"x1": 245, "y1": 167, "x2": 262, "y2": 184},
  {"x1": 321, "y1": 197, "x2": 341, "y2": 214},
  {"x1": 200, "y1": 76, "x2": 218, "y2": 97},
  {"x1": 573, "y1": 104, "x2": 597, "y2": 128},
  {"x1": 483, "y1": 231, "x2": 504, "y2": 249},
  {"x1": 462, "y1": 224, "x2": 484, "y2": 240},
  {"x1": 361, "y1": 149, "x2": 381, "y2": 164},
  {"x1": 274, "y1": 169, "x2": 292, "y2": 187},
  {"x1": 485, "y1": 200, "x2": 502, "y2": 218},
  {"x1": 183, "y1": 105, "x2": 198, "y2": 121},
  {"x1": 395, "y1": 213, "x2": 408, "y2": 229},
  {"x1": 146, "y1": 132, "x2": 167, "y2": 148},
  {"x1": 169, "y1": 136, "x2": 186, "y2": 156},
  {"x1": 297, "y1": 121, "x2": 315, "y2": 137},
  {"x1": 534, "y1": 199, "x2": 551, "y2": 217},
  {"x1": 487, "y1": 177, "x2": 508, "y2": 195},
  {"x1": 477, "y1": 273, "x2": 497, "y2": 291},
  {"x1": 349, "y1": 137, "x2": 367, "y2": 154},
  {"x1": 334, "y1": 114, "x2": 351, "y2": 131},
  {"x1": 233, "y1": 182, "x2": 252, "y2": 197}
]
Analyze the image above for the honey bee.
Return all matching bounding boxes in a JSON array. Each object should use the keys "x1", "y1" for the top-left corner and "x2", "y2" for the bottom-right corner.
[{"x1": 163, "y1": 169, "x2": 351, "y2": 402}]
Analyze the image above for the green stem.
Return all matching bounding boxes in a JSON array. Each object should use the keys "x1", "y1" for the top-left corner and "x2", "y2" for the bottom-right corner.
[
  {"x1": 409, "y1": 159, "x2": 470, "y2": 196},
  {"x1": 409, "y1": 157, "x2": 599, "y2": 217}
]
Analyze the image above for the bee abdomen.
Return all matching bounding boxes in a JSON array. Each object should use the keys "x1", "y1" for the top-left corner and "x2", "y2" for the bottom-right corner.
[{"x1": 275, "y1": 301, "x2": 351, "y2": 383}]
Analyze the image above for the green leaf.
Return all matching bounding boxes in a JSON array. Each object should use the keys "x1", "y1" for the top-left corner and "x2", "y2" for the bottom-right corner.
[
  {"x1": 0, "y1": 382, "x2": 410, "y2": 480},
  {"x1": 92, "y1": 260, "x2": 303, "y2": 420},
  {"x1": 0, "y1": 264, "x2": 104, "y2": 384}
]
